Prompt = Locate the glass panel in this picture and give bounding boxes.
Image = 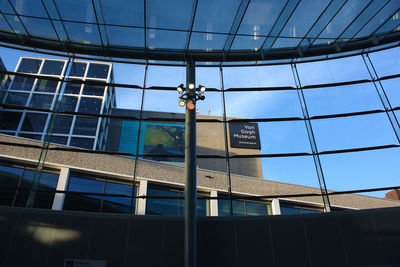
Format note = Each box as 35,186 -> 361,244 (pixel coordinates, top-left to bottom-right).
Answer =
382,78 -> 400,108
273,0 -> 330,48
245,201 -> 270,216
64,22 -> 101,44
112,63 -> 145,86
303,83 -> 383,116
9,0 -> 47,17
368,46 -> 400,77
114,87 -> 143,110
59,96 -> 78,112
69,62 -> 87,77
280,205 -> 302,215
0,14 -> 12,32
103,181 -> 134,214
18,133 -> 42,140
34,79 -> 59,93
230,35 -> 265,51
106,26 -> 144,48
142,89 -> 184,115
0,111 -> 22,130
4,92 -> 29,106
296,55 -> 370,85
17,58 -> 42,73
225,90 -> 302,119
21,113 -> 48,132
311,113 -> 398,151
87,63 -> 110,79
73,116 -> 98,136
147,0 -> 194,30
20,17 -> 57,39
193,0 -> 241,34
82,84 -> 105,96
13,169 -> 33,207
147,29 -> 187,50
10,76 -> 35,91
33,172 -> 59,209
223,64 -> 295,88
54,0 -> 96,23
189,33 -> 228,51
40,60 -> 65,75
321,147 -> 400,198
50,135 -> 68,145
100,0 -> 143,27
70,137 -> 94,149
0,164 -> 22,206
146,65 -> 185,87
317,0 -> 370,39
238,0 -> 286,36
64,174 -> 104,212
63,80 -> 82,94
218,198 -> 245,216
196,67 -> 221,89
146,185 -> 180,215
78,97 -> 102,114
53,115 -> 73,134
29,94 -> 54,109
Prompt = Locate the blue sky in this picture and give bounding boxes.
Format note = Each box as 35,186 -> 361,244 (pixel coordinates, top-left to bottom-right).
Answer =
1,45 -> 400,199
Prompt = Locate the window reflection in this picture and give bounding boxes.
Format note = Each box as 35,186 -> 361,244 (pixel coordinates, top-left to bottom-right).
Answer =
10,76 -> 35,91
34,79 -> 59,93
17,58 -> 42,73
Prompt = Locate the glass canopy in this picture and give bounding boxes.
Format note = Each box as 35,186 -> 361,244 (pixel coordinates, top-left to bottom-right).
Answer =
0,0 -> 399,62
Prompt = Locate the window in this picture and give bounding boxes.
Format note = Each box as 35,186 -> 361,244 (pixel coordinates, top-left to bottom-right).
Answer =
146,184 -> 208,216
64,80 -> 82,94
70,137 -> 94,149
21,113 -> 48,132
4,92 -> 29,106
78,97 -> 102,114
280,202 -> 321,215
0,160 -> 58,208
29,94 -> 54,109
0,111 -> 22,130
73,116 -> 98,136
82,84 -> 105,96
69,62 -> 87,77
87,63 -> 110,79
52,115 -> 73,134
10,76 -> 35,91
40,60 -> 64,75
17,58 -> 42,73
34,79 -> 59,93
63,171 -> 136,214
218,194 -> 271,216
59,96 -> 78,112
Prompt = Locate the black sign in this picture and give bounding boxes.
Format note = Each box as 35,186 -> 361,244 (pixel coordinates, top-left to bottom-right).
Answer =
229,122 -> 261,149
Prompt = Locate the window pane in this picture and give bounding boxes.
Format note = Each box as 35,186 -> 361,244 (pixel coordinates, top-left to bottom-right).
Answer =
296,56 -> 370,85
0,111 -> 22,130
382,78 -> 400,109
146,185 -> 180,215
245,201 -> 270,216
218,198 -> 245,216
103,181 -> 134,214
5,92 -> 29,106
10,76 -> 35,91
146,65 -> 185,87
368,44 -> 400,77
40,60 -> 65,75
33,172 -> 59,209
78,97 -> 102,114
17,58 -> 42,73
64,22 -> 101,45
64,175 -> 104,212
82,84 -> 105,96
21,113 -> 48,132
69,62 -> 87,77
87,63 -> 110,79
18,133 -> 42,140
73,117 -> 98,136
34,79 -> 59,93
50,135 -> 68,145
59,96 -> 78,112
280,205 -> 301,215
29,94 -> 54,109
70,137 -> 94,149
0,164 -> 22,206
53,115 -> 73,134
64,80 -> 82,94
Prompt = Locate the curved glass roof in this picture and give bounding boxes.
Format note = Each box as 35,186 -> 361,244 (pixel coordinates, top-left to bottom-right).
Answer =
0,0 -> 399,62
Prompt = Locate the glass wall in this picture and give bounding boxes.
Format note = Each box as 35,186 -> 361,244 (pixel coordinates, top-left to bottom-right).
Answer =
1,44 -> 400,215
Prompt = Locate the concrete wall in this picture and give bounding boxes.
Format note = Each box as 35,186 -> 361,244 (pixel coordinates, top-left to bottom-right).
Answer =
0,206 -> 399,267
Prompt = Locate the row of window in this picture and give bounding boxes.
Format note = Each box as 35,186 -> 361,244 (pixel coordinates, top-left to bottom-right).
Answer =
0,160 -> 324,215
17,58 -> 110,79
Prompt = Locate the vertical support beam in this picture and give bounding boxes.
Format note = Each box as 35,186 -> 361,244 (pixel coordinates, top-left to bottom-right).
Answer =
52,167 -> 70,211
271,199 -> 281,215
362,53 -> 400,143
185,60 -> 197,267
291,63 -> 331,212
136,179 -> 148,215
210,190 -> 219,216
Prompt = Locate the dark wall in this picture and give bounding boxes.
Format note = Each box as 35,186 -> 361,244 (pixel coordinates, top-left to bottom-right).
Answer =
1,206 -> 400,267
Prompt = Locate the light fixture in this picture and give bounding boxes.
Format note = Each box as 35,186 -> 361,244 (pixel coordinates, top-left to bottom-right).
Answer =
179,99 -> 185,107
177,83 -> 184,93
188,83 -> 195,89
199,85 -> 206,92
186,101 -> 195,110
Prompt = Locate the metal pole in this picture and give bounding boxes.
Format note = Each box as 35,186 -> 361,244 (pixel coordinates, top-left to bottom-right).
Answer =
184,60 -> 197,267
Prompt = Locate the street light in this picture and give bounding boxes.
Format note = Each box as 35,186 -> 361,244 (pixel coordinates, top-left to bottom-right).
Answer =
176,84 -> 206,108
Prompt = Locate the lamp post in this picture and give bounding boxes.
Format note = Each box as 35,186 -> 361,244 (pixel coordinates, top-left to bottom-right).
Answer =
177,61 -> 206,267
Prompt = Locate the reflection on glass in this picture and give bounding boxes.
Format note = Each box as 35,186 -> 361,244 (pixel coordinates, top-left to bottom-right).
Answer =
70,137 -> 94,149
53,115 -> 73,134
50,135 -> 68,145
87,63 -> 110,79
69,62 -> 87,77
40,60 -> 65,75
73,116 -> 98,136
5,92 -> 29,106
103,181 -> 134,214
78,97 -> 102,114
64,175 -> 103,212
29,94 -> 54,109
0,111 -> 22,130
35,79 -> 59,93
0,164 -> 23,206
21,113 -> 48,132
59,96 -> 78,112
82,84 -> 105,96
17,58 -> 42,73
64,81 -> 82,94
10,76 -> 35,91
